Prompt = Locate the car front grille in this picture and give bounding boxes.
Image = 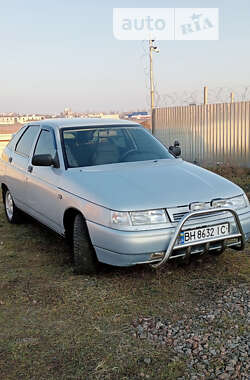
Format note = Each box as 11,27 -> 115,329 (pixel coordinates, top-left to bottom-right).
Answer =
173,212 -> 187,222
172,210 -> 230,223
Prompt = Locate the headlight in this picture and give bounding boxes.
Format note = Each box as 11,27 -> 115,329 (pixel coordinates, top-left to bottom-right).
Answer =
211,199 -> 228,208
130,209 -> 168,225
111,211 -> 131,226
243,193 -> 250,207
229,195 -> 248,209
190,202 -> 208,211
111,209 -> 168,227
212,194 -> 248,210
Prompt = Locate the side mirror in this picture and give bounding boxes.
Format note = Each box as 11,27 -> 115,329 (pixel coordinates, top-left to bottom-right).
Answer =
32,153 -> 59,168
169,140 -> 181,157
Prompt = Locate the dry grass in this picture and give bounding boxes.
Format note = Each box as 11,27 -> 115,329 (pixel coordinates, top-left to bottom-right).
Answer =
0,168 -> 249,379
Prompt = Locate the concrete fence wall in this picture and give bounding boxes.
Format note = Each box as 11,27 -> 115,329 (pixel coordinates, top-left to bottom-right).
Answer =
152,101 -> 250,167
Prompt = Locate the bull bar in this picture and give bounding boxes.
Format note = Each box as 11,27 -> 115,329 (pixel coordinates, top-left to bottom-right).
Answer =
151,207 -> 246,269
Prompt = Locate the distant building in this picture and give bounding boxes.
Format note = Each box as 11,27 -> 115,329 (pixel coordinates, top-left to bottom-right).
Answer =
0,114 -> 45,125
64,108 -> 73,118
0,110 -> 121,127
101,113 -> 120,119
87,113 -> 120,119
0,116 -> 17,124
17,115 -> 45,124
126,111 -> 150,120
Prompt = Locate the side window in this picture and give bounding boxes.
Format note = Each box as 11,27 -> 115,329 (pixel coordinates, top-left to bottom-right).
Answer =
34,130 -> 56,157
6,127 -> 25,151
15,126 -> 39,157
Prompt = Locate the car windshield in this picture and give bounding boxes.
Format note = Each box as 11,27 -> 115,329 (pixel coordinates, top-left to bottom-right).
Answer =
62,126 -> 173,168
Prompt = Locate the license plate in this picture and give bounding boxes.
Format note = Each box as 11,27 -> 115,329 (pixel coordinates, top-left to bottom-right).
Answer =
179,223 -> 230,244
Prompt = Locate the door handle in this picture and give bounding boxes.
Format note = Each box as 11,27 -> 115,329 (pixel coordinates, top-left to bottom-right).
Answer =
27,165 -> 33,173
9,157 -> 13,163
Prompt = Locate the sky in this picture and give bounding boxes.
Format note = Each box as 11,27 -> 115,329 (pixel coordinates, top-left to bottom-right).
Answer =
0,0 -> 250,114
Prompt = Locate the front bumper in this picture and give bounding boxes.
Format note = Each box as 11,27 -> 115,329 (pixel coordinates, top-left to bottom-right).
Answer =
87,208 -> 250,267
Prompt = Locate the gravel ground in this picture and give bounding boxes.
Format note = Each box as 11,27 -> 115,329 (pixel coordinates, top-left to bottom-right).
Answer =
132,284 -> 249,379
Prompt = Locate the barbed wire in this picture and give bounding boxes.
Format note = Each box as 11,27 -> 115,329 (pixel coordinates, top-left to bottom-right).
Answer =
155,86 -> 250,107
140,41 -> 250,108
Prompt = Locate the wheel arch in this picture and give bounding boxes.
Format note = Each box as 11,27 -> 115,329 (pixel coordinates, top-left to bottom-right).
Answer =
1,183 -> 8,198
63,207 -> 86,243
1,183 -> 8,191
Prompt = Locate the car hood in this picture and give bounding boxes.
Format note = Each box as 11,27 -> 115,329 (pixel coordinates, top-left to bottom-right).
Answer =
62,159 -> 243,211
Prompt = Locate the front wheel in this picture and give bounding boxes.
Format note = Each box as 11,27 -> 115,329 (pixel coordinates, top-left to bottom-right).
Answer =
3,189 -> 22,224
73,213 -> 99,274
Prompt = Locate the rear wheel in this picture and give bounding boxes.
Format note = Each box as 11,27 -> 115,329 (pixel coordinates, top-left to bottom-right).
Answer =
3,188 -> 22,224
73,213 -> 99,274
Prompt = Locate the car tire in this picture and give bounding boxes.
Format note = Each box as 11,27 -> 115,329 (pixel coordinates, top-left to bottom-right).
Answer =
73,213 -> 99,275
3,188 -> 22,224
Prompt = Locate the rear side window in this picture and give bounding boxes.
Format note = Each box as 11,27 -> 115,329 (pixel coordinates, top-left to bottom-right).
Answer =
15,126 -> 39,157
6,127 -> 26,151
34,130 -> 56,157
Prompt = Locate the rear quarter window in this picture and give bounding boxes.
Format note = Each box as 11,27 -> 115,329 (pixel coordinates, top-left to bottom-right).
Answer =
15,126 -> 40,157
6,127 -> 26,151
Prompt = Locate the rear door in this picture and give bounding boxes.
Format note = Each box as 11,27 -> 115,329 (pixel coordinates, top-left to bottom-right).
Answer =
6,125 -> 40,210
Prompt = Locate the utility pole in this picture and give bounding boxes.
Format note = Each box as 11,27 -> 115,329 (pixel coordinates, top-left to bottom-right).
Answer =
204,86 -> 208,105
149,40 -> 159,133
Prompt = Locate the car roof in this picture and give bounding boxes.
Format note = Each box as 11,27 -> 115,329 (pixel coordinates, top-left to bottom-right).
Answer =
26,118 -> 142,129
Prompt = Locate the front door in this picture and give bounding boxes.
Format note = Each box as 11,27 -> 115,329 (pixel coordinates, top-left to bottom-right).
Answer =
25,128 -> 64,234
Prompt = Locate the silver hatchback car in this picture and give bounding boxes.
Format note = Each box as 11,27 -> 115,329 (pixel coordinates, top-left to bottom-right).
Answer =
0,118 -> 249,274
